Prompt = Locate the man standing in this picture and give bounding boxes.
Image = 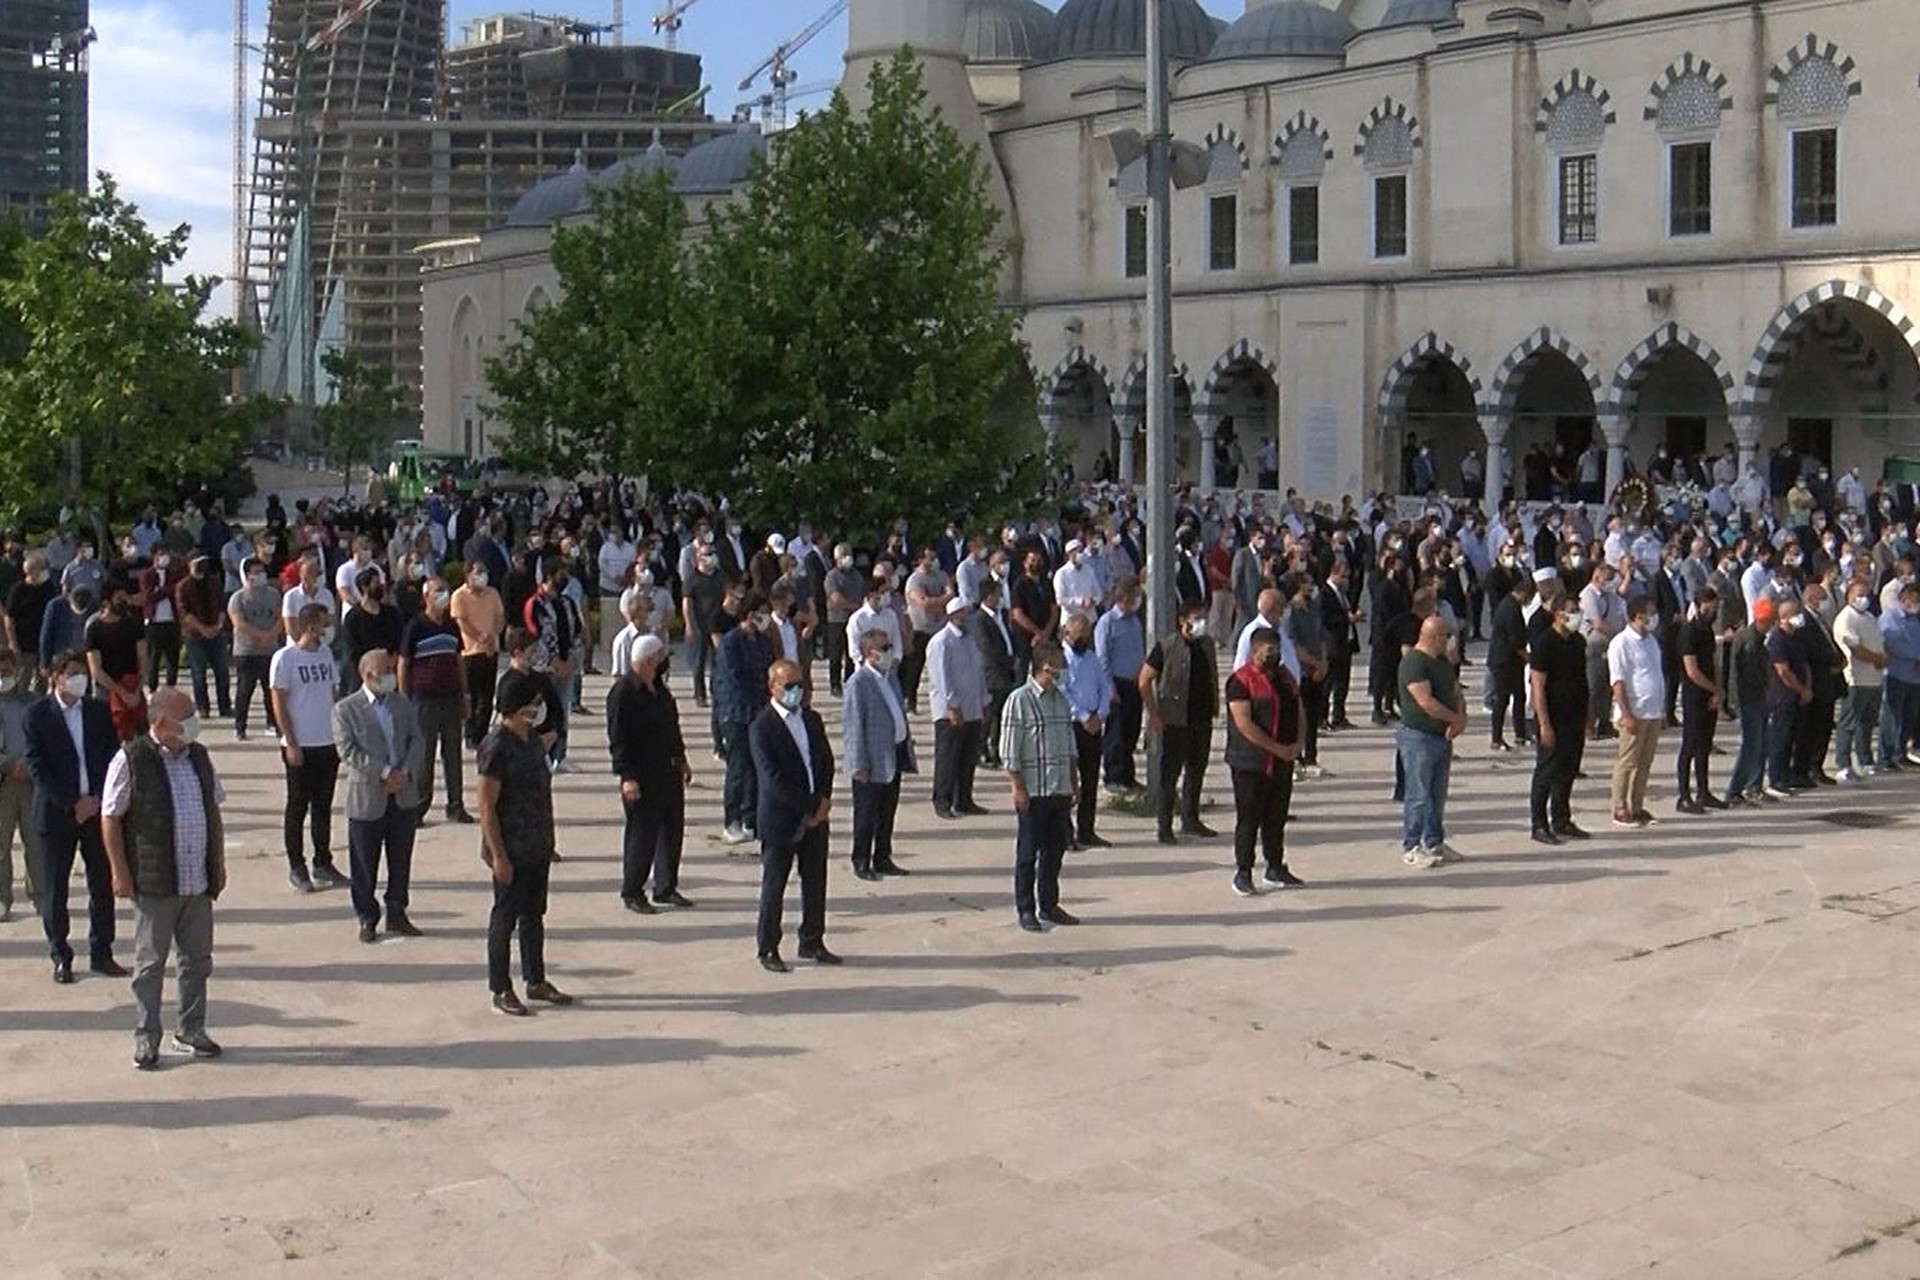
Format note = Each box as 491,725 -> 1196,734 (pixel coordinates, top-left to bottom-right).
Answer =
174,556 -> 231,722
1674,587 -> 1726,814
842,629 -> 913,881
1320,556 -> 1361,729
102,688 -> 225,1069
607,634 -> 693,914
1580,562 -> 1627,740
1285,574 -> 1330,778
750,660 -> 837,973
25,650 -> 124,981
1007,550 -> 1056,681
398,577 -> 473,825
1724,598 -> 1776,806
85,578 -> 149,742
1396,616 -> 1466,868
1000,641 -> 1079,933
1488,575 -> 1534,751
270,605 -> 346,894
1528,594 -> 1589,843
1607,597 -> 1668,827
334,650 -> 427,943
478,681 -> 573,1017
927,598 -> 988,821
1832,578 -> 1885,783
228,557 -> 283,741
450,558 -> 505,748
1224,629 -> 1303,896
596,521 -> 637,671
901,547 -> 952,713
821,543 -> 864,696
715,603 -> 776,845
1140,601 -> 1220,845
1094,578 -> 1145,793
0,648 -> 43,920
1060,614 -> 1111,850
1764,598 -> 1814,796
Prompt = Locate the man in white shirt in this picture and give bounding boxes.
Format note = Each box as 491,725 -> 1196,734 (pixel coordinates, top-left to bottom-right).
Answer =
1607,596 -> 1667,827
1234,588 -> 1301,681
270,604 -> 346,894
1051,539 -> 1102,625
845,574 -> 903,669
333,537 -> 382,609
1579,563 -> 1627,738
597,525 -> 638,671
926,598 -> 989,820
1831,579 -> 1886,781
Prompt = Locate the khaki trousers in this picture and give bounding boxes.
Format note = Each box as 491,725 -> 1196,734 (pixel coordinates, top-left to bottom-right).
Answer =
1609,720 -> 1663,816
0,772 -> 42,913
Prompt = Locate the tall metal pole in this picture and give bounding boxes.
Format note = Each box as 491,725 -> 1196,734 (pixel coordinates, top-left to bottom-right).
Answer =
1143,0 -> 1177,645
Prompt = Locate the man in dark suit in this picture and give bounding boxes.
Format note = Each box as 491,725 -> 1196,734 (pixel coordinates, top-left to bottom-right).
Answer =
25,649 -> 124,983
1319,557 -> 1361,729
970,576 -> 1018,768
749,660 -> 836,973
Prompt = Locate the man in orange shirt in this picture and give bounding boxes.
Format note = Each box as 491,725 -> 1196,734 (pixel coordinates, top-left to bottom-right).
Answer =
451,563 -> 506,748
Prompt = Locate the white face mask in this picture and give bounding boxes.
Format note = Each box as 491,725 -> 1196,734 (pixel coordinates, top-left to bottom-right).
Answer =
1187,620 -> 1208,639
468,570 -> 488,588
61,673 -> 89,699
177,715 -> 202,745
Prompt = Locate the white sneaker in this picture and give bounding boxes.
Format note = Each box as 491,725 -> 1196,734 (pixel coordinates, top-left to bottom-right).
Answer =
1402,847 -> 1442,869
1428,841 -> 1466,864
1762,785 -> 1792,801
1834,767 -> 1860,785
721,825 -> 751,846
1906,751 -> 1920,768
1299,763 -> 1325,781
554,759 -> 580,774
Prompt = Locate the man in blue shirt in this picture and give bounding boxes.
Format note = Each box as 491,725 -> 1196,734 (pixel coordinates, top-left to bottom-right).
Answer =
1061,614 -> 1112,850
1878,583 -> 1920,770
1094,579 -> 1145,793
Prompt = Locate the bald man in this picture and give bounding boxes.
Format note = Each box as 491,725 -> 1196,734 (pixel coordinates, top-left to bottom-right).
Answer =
748,660 -> 837,972
102,687 -> 227,1069
1396,614 -> 1466,869
333,649 -> 427,943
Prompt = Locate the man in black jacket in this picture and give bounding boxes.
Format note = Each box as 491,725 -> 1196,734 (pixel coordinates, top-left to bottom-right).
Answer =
1487,576 -> 1534,751
607,634 -> 692,915
971,576 -> 1018,766
750,660 -> 836,973
25,650 -> 124,983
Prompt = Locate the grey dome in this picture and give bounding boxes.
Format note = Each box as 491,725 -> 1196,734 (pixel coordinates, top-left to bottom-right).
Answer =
965,0 -> 1056,62
1053,0 -> 1216,60
504,161 -> 592,227
1377,0 -> 1456,28
1209,2 -> 1355,59
595,135 -> 682,189
672,129 -> 768,195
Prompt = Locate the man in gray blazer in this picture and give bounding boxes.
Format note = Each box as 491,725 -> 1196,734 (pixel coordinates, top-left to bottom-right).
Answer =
332,649 -> 427,943
842,628 -> 915,881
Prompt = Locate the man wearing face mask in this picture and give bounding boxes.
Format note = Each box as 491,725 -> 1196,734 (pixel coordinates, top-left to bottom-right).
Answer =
451,555 -> 506,747
228,558 -> 284,741
399,577 -> 472,825
750,660 -> 837,972
272,605 -> 347,893
1529,591 -> 1591,843
478,680 -> 571,1017
1607,597 -> 1667,827
1224,629 -> 1303,895
102,688 -> 226,1069
1763,598 -> 1815,797
1001,641 -> 1079,932
841,629 -> 913,881
1579,563 -> 1626,741
0,648 -> 43,920
175,555 -> 231,724
1831,578 -> 1886,783
1672,586 -> 1727,816
1140,601 -> 1220,845
822,543 -> 864,697
928,597 -> 989,821
715,598 -> 776,845
333,649 -> 427,943
608,634 -> 694,911
25,650 -> 123,982
1876,583 -> 1920,771
137,549 -> 182,693
85,579 -> 149,742
1060,614 -> 1112,850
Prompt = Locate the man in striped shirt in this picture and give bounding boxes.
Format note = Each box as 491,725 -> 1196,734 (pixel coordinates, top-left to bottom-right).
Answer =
399,577 -> 474,825
999,641 -> 1079,933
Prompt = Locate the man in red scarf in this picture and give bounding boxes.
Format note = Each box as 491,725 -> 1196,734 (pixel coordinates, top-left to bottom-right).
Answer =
1223,629 -> 1304,897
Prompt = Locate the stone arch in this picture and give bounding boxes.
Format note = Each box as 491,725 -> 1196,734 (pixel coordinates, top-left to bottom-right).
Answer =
1643,54 -> 1732,123
1270,110 -> 1332,167
1116,356 -> 1192,420
1609,323 -> 1736,419
1038,346 -> 1117,481
1745,281 -> 1920,410
449,295 -> 486,456
1378,332 -> 1484,421
522,284 -> 553,321
1764,34 -> 1863,110
1534,71 -> 1616,136
1488,327 -> 1606,418
1354,97 -> 1421,159
1202,123 -> 1249,173
1197,340 -> 1278,416
1198,340 -> 1279,490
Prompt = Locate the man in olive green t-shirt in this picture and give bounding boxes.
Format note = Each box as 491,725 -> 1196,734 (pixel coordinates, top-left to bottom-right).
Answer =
1395,616 -> 1465,868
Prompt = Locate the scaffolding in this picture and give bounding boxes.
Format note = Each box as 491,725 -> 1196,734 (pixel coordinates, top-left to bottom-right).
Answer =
0,0 -> 89,231
246,3 -> 705,424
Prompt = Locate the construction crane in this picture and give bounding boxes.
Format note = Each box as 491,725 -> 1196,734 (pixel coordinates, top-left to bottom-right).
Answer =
738,77 -> 836,131
737,0 -> 845,132
651,0 -> 706,50
662,82 -> 710,118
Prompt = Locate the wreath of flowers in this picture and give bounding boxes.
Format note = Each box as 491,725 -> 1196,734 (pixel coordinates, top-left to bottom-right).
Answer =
1613,476 -> 1654,523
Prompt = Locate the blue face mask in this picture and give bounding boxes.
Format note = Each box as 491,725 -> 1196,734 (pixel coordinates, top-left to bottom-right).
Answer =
779,685 -> 805,711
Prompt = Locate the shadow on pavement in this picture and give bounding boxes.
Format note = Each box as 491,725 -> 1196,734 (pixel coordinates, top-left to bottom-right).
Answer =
0,1094 -> 450,1128
225,1035 -> 798,1070
4,999 -> 353,1032
577,982 -> 1077,1017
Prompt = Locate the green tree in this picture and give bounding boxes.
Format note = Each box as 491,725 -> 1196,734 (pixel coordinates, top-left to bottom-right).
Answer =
487,169 -> 702,481
694,51 -> 1047,534
0,178 -> 257,523
316,347 -> 405,497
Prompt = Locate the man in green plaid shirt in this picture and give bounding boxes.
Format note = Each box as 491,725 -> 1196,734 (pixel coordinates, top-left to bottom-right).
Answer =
998,641 -> 1080,933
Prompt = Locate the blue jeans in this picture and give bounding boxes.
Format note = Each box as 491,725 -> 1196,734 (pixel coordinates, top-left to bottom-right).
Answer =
1765,704 -> 1799,788
1835,685 -> 1882,772
1725,704 -> 1766,798
1878,676 -> 1917,766
1395,724 -> 1451,852
183,635 -> 231,716
547,672 -> 575,764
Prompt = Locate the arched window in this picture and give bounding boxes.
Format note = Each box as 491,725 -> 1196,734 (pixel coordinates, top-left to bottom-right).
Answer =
1769,40 -> 1860,229
1656,74 -> 1723,237
1362,115 -> 1414,260
1202,133 -> 1246,273
1546,89 -> 1607,246
1276,129 -> 1327,266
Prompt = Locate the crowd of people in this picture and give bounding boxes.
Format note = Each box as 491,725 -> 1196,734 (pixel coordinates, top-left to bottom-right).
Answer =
3,445 -> 1916,1066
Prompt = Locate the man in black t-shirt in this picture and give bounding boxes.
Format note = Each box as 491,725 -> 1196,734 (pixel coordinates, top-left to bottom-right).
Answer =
6,554 -> 57,678
1674,588 -> 1724,814
84,579 -> 148,741
478,679 -> 571,1018
1528,595 -> 1589,843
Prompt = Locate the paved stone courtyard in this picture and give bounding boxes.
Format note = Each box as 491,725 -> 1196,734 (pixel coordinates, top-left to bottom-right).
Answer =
4,664 -> 1920,1278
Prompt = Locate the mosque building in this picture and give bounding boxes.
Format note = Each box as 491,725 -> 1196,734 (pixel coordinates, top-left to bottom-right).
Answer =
421,0 -> 1920,503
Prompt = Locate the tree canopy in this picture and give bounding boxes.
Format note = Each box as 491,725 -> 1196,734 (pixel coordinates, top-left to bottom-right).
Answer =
316,347 -> 406,496
488,51 -> 1050,537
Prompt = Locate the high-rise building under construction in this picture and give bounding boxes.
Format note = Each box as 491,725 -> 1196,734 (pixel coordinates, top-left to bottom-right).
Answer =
246,3 -> 710,423
0,0 -> 90,231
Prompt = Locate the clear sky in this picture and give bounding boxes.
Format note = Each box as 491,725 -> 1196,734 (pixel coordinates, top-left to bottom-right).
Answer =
88,0 -> 1233,296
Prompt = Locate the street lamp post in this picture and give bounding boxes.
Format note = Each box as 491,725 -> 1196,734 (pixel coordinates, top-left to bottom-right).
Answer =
1143,0 -> 1177,646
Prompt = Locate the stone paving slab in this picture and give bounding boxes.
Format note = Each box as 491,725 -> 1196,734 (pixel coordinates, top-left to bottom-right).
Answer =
3,666 -> 1920,1278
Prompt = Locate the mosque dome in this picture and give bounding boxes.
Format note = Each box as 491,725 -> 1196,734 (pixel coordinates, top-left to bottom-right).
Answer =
672,130 -> 769,195
1376,0 -> 1457,28
504,160 -> 592,227
1052,0 -> 1217,61
964,0 -> 1057,62
1208,2 -> 1356,60
595,134 -> 682,189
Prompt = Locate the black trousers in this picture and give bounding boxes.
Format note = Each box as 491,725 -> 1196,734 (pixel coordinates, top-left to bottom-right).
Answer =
348,796 -> 419,927
234,654 -> 276,735
38,815 -> 113,964
415,694 -> 464,814
1013,794 -> 1071,919
1231,766 -> 1293,873
1101,679 -> 1143,787
1487,664 -> 1528,744
488,858 -> 550,994
145,620 -> 181,689
901,629 -> 933,710
621,779 -> 685,900
825,619 -> 851,695
983,690 -> 1010,766
1300,675 -> 1327,765
1327,645 -> 1353,722
1529,714 -> 1585,831
1156,722 -> 1209,834
462,653 -> 498,745
1073,722 -> 1103,841
756,824 -> 828,957
932,718 -> 983,811
283,744 -> 341,870
850,776 -> 902,873
1677,689 -> 1717,798
1792,693 -> 1837,780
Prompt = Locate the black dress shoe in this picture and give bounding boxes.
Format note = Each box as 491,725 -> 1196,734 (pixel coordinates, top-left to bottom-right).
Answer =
654,891 -> 696,908
90,957 -> 130,978
1531,827 -> 1562,846
1017,913 -> 1045,933
1555,822 -> 1592,841
854,867 -> 883,882
52,958 -> 74,984
1182,821 -> 1219,839
1156,829 -> 1177,845
873,862 -> 910,877
357,923 -> 378,944
758,953 -> 791,974
1699,793 -> 1729,811
623,896 -> 658,915
447,807 -> 478,825
957,803 -> 989,817
1041,907 -> 1081,926
386,916 -> 424,937
797,943 -> 843,965
1080,833 -> 1113,850
1675,797 -> 1704,816
933,805 -> 957,820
